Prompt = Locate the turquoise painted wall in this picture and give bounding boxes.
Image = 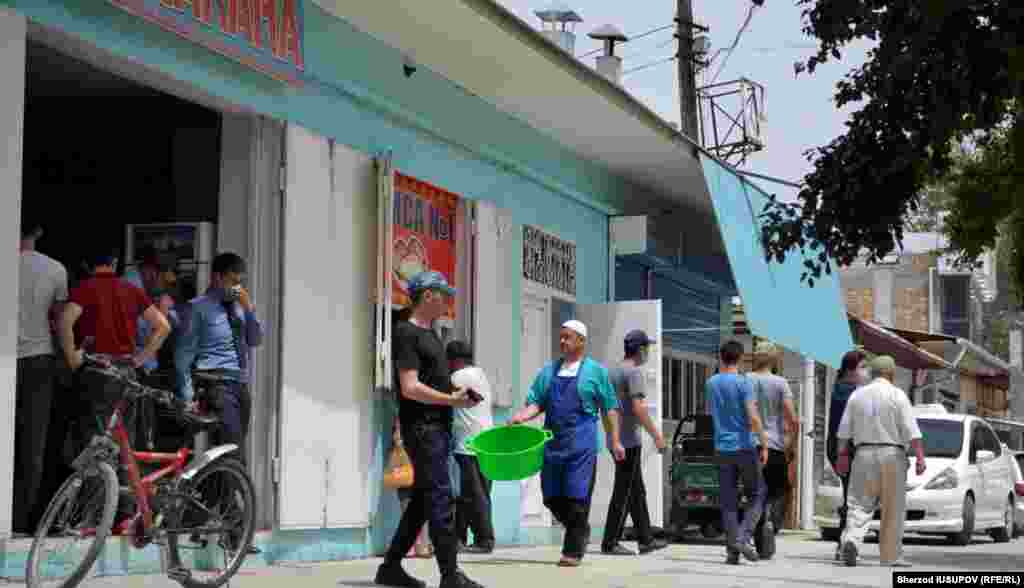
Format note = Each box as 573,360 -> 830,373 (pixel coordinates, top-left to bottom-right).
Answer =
4,0 -> 632,556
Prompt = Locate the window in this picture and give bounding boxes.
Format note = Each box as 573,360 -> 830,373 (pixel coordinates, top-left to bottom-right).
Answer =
661,356 -> 713,420
918,418 -> 965,459
979,424 -> 1002,457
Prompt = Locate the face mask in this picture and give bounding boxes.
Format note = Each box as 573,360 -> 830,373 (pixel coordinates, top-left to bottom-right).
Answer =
223,285 -> 242,303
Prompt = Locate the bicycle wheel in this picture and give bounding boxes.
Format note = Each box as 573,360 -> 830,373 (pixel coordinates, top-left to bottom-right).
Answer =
166,458 -> 256,588
26,461 -> 118,588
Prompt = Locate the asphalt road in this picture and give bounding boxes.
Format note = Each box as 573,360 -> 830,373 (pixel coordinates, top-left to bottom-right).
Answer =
41,531 -> 1024,588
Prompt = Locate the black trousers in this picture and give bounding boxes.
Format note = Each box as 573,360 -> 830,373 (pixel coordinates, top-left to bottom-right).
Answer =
754,448 -> 788,552
454,454 -> 495,547
602,446 -> 652,548
200,380 -> 252,463
544,459 -> 597,559
386,422 -> 459,577
13,355 -> 57,534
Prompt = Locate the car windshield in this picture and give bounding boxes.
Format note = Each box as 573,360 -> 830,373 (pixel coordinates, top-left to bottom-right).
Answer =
915,418 -> 964,458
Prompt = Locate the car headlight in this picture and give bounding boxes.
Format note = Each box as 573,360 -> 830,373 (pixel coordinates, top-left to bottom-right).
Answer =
924,467 -> 958,490
822,463 -> 841,487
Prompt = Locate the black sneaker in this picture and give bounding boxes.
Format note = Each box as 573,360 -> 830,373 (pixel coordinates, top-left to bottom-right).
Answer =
601,543 -> 636,556
725,550 -> 740,565
638,538 -> 668,555
730,541 -> 758,562
439,571 -> 484,588
757,521 -> 775,560
374,562 -> 426,588
841,541 -> 858,567
460,543 -> 494,554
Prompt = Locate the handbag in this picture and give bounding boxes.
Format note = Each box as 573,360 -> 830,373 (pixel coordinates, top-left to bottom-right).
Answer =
383,443 -> 415,489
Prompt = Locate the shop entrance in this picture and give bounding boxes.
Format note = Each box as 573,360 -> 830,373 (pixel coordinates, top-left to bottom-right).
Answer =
13,34 -> 282,535
22,40 -> 221,290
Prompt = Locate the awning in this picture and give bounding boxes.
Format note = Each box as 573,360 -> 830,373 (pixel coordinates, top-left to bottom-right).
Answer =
848,315 -> 954,371
700,154 -> 853,368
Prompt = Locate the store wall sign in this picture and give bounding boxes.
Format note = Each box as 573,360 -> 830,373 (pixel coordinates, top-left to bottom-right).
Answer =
523,225 -> 576,297
108,0 -> 305,86
390,173 -> 459,319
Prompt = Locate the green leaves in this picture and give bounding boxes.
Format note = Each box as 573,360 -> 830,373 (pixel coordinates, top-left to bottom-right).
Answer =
759,0 -> 1024,293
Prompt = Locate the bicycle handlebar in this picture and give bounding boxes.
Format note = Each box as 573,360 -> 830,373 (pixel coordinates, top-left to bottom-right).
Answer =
81,353 -> 182,411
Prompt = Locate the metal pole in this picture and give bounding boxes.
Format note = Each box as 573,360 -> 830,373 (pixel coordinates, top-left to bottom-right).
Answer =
800,356 -> 816,530
676,0 -> 699,140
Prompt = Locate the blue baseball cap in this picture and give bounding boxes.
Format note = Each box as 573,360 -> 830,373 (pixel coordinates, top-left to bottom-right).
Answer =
407,271 -> 456,298
624,329 -> 657,352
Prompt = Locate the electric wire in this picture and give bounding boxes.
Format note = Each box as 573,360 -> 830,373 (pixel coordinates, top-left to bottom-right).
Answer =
578,23 -> 675,58
709,1 -> 759,84
623,55 -> 677,76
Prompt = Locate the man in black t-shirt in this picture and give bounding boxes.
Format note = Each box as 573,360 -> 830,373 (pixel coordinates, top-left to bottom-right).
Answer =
375,271 -> 484,588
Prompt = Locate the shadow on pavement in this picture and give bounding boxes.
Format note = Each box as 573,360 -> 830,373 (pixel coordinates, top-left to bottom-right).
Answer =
641,566 -> 881,588
462,558 -> 560,567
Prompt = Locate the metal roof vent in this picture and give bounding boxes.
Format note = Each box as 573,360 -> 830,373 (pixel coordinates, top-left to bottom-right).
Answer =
535,2 -> 583,56
588,24 -> 629,84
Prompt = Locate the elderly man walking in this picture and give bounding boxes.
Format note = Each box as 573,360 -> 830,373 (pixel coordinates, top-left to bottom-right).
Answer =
835,355 -> 926,568
510,320 -> 625,567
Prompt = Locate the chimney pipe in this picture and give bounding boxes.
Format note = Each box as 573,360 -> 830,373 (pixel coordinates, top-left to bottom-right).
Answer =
588,24 -> 629,84
535,3 -> 583,56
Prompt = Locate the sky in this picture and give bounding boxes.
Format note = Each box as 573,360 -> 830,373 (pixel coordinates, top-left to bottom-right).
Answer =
497,0 -> 874,200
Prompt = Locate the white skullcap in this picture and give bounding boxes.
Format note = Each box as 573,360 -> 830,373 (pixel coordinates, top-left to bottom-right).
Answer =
562,320 -> 588,338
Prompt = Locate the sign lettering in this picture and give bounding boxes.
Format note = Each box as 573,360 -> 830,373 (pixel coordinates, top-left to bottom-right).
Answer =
523,225 -> 576,297
109,0 -> 305,85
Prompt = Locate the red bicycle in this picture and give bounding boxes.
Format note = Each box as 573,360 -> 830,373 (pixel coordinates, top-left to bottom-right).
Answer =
26,353 -> 256,588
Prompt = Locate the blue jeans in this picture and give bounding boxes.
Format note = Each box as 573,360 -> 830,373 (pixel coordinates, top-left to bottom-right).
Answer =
719,449 -> 767,548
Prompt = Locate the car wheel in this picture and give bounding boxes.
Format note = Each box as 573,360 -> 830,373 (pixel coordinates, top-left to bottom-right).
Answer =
949,494 -> 975,546
820,527 -> 840,542
990,497 -> 1014,543
701,521 -> 723,539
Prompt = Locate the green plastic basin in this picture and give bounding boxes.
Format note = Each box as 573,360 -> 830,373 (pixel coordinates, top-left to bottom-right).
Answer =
465,425 -> 554,481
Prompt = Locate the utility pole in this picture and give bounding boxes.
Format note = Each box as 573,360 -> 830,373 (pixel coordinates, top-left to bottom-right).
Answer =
675,0 -> 703,142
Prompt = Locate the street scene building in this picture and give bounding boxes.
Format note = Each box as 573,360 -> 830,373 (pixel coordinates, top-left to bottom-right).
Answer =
2,0 -> 1022,585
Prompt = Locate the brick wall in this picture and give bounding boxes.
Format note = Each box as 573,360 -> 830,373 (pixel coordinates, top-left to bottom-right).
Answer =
845,287 -> 874,321
894,286 -> 929,331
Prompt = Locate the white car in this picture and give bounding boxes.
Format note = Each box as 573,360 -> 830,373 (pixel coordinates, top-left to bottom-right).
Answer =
1008,450 -> 1024,538
814,404 -> 1016,545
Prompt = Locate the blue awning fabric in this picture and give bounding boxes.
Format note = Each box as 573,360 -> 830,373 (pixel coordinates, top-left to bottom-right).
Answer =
699,154 -> 854,369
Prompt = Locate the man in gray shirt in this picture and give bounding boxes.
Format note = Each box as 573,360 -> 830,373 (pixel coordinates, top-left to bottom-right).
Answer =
15,221 -> 68,534
601,330 -> 668,556
747,342 -> 798,560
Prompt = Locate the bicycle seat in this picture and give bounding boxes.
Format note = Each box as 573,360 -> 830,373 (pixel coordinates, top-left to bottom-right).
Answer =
181,411 -> 222,432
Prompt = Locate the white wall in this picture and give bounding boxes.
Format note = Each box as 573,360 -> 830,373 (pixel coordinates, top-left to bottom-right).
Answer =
278,125 -> 376,529
0,8 -> 25,537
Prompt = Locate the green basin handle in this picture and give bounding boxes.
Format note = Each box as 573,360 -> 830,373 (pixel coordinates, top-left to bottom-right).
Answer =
542,430 -> 554,441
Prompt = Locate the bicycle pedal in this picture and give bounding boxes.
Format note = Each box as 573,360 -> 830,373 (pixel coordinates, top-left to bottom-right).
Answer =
167,567 -> 191,582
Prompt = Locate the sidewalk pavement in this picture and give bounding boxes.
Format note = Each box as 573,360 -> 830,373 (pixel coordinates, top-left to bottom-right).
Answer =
44,532 -> 951,588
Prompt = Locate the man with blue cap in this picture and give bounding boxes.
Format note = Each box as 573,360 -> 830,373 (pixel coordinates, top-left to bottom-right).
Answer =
600,329 -> 668,556
510,319 -> 624,567
376,271 -> 485,588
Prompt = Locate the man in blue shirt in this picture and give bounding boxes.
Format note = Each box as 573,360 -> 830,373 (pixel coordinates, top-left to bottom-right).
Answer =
510,320 -> 624,567
175,253 -> 264,455
706,340 -> 767,565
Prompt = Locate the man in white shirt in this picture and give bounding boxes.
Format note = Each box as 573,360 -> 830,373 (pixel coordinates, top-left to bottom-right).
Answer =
15,222 -> 68,534
447,340 -> 495,554
835,355 -> 926,568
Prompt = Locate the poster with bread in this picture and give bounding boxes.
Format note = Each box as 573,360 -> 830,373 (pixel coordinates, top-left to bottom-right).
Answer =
390,173 -> 458,319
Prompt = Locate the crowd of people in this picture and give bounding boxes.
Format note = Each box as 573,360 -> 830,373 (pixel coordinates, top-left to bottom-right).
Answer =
14,219 -> 264,552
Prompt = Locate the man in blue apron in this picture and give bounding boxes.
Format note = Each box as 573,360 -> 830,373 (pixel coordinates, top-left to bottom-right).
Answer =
510,320 -> 625,567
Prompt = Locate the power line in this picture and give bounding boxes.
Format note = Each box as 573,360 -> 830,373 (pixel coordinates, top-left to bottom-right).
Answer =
579,23 -> 676,58
621,35 -> 678,61
618,55 -> 675,75
709,2 -> 759,84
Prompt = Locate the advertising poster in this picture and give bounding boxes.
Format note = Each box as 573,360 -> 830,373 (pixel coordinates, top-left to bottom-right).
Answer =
391,173 -> 458,320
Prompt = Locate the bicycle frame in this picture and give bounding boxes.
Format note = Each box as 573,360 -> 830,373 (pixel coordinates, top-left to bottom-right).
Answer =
106,395 -> 191,538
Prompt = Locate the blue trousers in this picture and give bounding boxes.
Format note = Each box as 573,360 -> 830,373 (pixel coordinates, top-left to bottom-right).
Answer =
719,449 -> 767,549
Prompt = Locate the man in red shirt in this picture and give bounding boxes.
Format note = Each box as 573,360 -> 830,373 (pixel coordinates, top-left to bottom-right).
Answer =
58,246 -> 170,520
